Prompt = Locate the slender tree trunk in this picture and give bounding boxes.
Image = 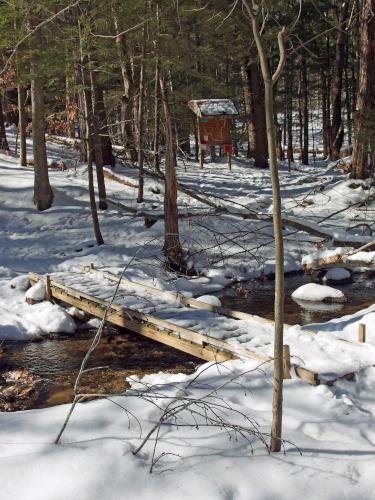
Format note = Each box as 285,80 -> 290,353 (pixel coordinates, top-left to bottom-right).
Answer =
242,0 -> 286,453
300,55 -> 309,165
94,85 -> 113,166
74,63 -> 87,162
321,69 -> 329,157
90,69 -> 108,210
31,28 -> 53,211
0,96 -> 9,151
329,0 -> 350,160
137,33 -> 146,203
286,61 -> 294,168
240,61 -> 255,158
114,15 -> 137,162
352,0 -> 375,178
79,24 -> 104,245
250,60 -> 268,167
159,74 -> 186,273
17,86 -> 27,165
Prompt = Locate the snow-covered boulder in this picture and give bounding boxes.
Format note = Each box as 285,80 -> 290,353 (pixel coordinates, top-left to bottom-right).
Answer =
10,275 -> 30,291
25,281 -> 46,302
292,283 -> 347,303
323,267 -> 352,284
196,295 -> 222,307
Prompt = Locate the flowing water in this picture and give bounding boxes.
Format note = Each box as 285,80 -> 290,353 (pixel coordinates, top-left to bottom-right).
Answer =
1,271 -> 374,411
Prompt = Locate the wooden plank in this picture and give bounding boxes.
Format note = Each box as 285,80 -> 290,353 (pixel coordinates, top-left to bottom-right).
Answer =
28,272 -> 323,386
358,323 -> 366,343
29,272 -> 265,363
77,265 -> 275,326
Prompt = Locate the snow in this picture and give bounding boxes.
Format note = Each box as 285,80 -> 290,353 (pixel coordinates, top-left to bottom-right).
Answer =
323,267 -> 351,282
292,283 -> 346,302
25,280 -> 46,301
196,294 -> 222,307
0,131 -> 375,499
2,360 -> 375,499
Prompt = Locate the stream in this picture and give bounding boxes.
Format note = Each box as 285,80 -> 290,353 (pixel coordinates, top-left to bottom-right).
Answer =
1,271 -> 374,412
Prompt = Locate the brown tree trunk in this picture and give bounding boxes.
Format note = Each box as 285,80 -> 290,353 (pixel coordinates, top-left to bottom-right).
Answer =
159,74 -> 186,273
17,86 -> 27,165
250,60 -> 268,167
137,33 -> 146,203
74,63 -> 87,162
0,97 -> 9,151
242,0 -> 286,453
286,61 -> 294,168
93,85 -> 113,166
31,29 -> 53,211
321,69 -> 329,157
300,55 -> 309,165
329,0 -> 350,160
240,61 -> 256,158
352,0 -> 375,179
114,15 -> 137,163
90,69 -> 108,210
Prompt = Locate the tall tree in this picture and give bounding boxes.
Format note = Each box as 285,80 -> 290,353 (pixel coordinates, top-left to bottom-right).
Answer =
329,0 -> 350,160
351,0 -> 375,179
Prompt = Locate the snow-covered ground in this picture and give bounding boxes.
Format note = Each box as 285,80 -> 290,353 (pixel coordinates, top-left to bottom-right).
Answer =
1,131 -> 375,499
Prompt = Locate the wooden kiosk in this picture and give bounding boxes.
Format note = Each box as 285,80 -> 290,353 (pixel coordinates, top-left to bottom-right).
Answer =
188,99 -> 238,171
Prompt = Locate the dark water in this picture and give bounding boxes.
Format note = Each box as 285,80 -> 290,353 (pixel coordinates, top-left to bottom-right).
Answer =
220,271 -> 375,325
0,328 -> 200,411
1,271 -> 374,412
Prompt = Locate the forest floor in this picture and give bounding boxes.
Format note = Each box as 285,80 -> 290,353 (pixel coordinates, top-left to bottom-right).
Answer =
1,133 -> 375,499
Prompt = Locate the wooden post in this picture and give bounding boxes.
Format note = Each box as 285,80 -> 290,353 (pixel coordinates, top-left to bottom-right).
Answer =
45,274 -> 52,302
227,152 -> 232,171
283,344 -> 292,379
90,263 -> 95,270
358,323 -> 366,343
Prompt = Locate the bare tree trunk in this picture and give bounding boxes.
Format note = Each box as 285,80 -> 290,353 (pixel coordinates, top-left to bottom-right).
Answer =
94,85 -> 114,166
242,0 -> 286,453
90,69 -> 108,210
74,63 -> 87,162
0,96 -> 9,152
329,0 -> 350,160
286,61 -> 294,169
137,32 -> 146,203
159,74 -> 186,273
250,60 -> 268,167
300,55 -> 309,165
79,27 -> 104,245
240,61 -> 256,158
31,28 -> 53,211
17,85 -> 27,165
352,0 -> 375,179
114,15 -> 138,163
321,69 -> 329,157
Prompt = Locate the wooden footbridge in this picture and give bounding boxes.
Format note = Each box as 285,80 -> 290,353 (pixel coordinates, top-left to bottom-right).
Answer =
28,265 -> 363,386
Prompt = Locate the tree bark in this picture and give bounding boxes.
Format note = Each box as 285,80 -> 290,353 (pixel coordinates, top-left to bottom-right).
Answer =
90,69 -> 108,210
93,85 -> 113,166
329,0 -> 350,160
159,74 -> 186,273
351,0 -> 375,179
114,15 -> 138,162
137,32 -> 146,203
17,86 -> 27,165
0,96 -> 9,152
31,28 -> 53,211
242,0 -> 286,453
300,55 -> 309,165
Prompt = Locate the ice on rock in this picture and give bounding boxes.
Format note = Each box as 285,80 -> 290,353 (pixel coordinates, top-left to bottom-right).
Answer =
292,283 -> 346,303
25,281 -> 46,301
196,295 -> 222,307
323,267 -> 351,283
